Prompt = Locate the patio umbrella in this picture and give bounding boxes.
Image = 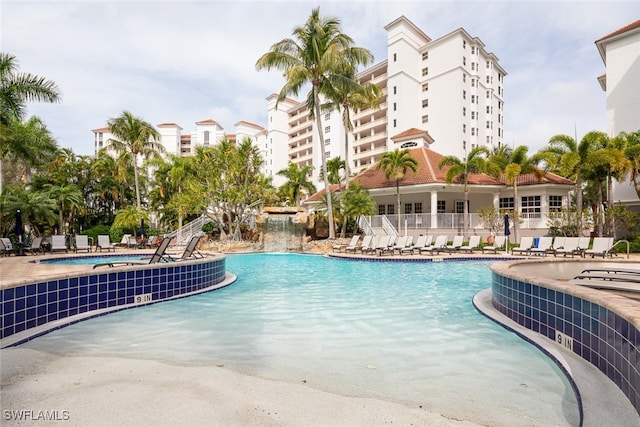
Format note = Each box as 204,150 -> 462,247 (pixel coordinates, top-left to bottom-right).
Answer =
139,218 -> 145,238
15,210 -> 24,255
504,214 -> 510,254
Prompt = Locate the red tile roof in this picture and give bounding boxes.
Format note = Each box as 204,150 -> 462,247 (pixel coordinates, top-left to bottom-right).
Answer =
235,120 -> 265,130
596,19 -> 640,43
304,146 -> 573,202
196,119 -> 218,125
91,127 -> 109,132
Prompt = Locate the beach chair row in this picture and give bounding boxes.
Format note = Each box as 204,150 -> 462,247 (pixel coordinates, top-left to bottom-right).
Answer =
510,236 -> 617,258
334,234 -> 491,256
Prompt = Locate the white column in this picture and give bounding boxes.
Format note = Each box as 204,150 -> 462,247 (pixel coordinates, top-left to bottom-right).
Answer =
431,191 -> 438,229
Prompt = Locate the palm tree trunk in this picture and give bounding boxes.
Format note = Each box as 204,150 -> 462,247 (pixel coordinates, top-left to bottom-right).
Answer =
340,124 -> 350,238
133,155 -> 141,209
513,182 -> 519,243
597,182 -> 604,237
396,180 -> 401,232
463,187 -> 469,239
313,88 -> 335,239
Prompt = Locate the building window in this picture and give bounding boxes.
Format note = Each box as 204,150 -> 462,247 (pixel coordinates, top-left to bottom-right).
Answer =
463,57 -> 466,66
462,107 -> 466,116
422,67 -> 429,76
422,99 -> 428,108
325,126 -> 330,133
325,113 -> 330,120
393,119 -> 397,128
486,90 -> 490,99
422,83 -> 428,92
415,202 -> 423,214
393,86 -> 397,95
471,63 -> 475,71
437,200 -> 446,213
486,76 -> 490,84
463,40 -> 466,49
471,46 -> 475,54
471,95 -> 475,103
463,124 -> 467,133
393,53 -> 397,62
203,130 -> 210,145
499,197 -> 514,211
522,196 -> 541,218
325,151 -> 331,158
378,204 -> 386,215
422,115 -> 428,123
393,102 -> 397,111
471,128 -> 475,136
422,51 -> 428,60
455,200 -> 466,214
462,74 -> 466,82
404,203 -> 413,214
486,106 -> 490,114
324,138 -> 331,145
486,121 -> 490,129
463,90 -> 466,99
471,111 -> 475,120
486,60 -> 490,68
549,195 -> 563,212
387,204 -> 395,215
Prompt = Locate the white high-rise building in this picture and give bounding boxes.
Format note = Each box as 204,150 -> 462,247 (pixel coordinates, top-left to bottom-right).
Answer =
596,19 -> 640,208
271,16 -> 506,187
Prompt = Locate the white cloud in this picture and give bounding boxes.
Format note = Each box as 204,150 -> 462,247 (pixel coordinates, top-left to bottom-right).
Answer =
2,0 -> 639,156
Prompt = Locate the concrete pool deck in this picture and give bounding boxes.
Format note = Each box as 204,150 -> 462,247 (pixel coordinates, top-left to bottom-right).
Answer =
1,248 -> 639,425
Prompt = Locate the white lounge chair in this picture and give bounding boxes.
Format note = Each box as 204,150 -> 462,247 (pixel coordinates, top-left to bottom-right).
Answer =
50,235 -> 68,253
511,236 -> 534,256
482,235 -> 506,254
343,235 -> 361,253
554,237 -> 579,257
420,235 -> 448,255
0,238 -> 14,256
459,235 -> 481,253
584,237 -> 615,258
402,235 -> 426,255
444,235 -> 464,253
358,235 -> 375,254
576,237 -> 591,257
74,234 -> 92,253
97,235 -> 116,252
529,236 -> 553,257
390,236 -> 410,255
375,235 -> 393,256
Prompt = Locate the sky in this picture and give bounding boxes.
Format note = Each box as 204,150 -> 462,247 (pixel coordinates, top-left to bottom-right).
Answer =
2,0 -> 638,156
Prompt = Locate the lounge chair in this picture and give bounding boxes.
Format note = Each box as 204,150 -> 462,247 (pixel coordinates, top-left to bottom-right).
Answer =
97,235 -> 116,252
334,235 -> 359,253
167,235 -> 204,261
576,237 -> 592,257
444,235 -> 464,253
579,267 -> 640,276
342,235 -> 361,253
0,238 -> 14,256
529,236 -> 553,257
390,235 -> 410,255
420,235 -> 448,255
584,237 -> 615,258
459,235 -> 481,253
50,235 -> 68,253
481,235 -> 506,254
375,235 -> 393,256
511,236 -> 534,256
397,235 -> 414,255
554,237 -> 580,257
402,235 -> 428,255
27,236 -> 44,255
93,237 -> 172,268
73,234 -> 92,253
358,235 -> 375,254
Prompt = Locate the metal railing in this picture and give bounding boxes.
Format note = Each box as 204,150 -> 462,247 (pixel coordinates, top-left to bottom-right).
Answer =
164,214 -> 212,246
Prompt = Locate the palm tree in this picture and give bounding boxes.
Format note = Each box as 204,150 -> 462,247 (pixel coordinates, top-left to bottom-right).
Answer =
277,162 -> 317,206
256,7 -> 374,239
438,146 -> 489,238
0,53 -> 61,194
582,132 -> 629,236
342,181 -> 376,234
105,111 -> 164,209
113,205 -> 149,239
621,130 -> 640,199
375,149 -> 418,230
44,183 -> 84,235
486,145 -> 542,242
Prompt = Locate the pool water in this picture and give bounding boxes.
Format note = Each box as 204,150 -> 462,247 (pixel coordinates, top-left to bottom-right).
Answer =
21,253 -> 579,426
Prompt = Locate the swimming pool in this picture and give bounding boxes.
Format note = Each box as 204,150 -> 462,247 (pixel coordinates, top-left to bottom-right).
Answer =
18,253 -> 579,426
